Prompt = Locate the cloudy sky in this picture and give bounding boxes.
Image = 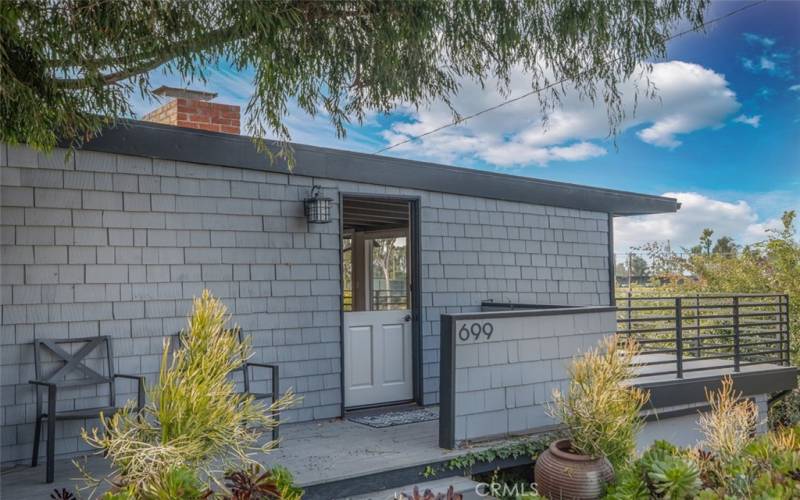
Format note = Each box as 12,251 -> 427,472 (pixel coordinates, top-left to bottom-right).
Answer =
131,1 -> 799,258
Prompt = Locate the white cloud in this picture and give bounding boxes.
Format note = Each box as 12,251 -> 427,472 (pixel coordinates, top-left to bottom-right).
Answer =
614,192 -> 784,254
760,57 -> 776,71
381,61 -> 740,166
789,84 -> 800,92
733,114 -> 762,128
744,33 -> 776,47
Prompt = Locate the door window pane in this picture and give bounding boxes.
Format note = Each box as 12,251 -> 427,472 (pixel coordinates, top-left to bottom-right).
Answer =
342,235 -> 353,312
370,237 -> 408,310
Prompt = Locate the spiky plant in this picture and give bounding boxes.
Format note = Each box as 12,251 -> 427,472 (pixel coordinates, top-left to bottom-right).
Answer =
698,376 -> 757,463
82,290 -> 298,495
548,336 -> 649,469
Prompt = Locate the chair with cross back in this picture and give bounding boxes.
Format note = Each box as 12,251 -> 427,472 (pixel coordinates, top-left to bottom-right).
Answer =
29,335 -> 145,483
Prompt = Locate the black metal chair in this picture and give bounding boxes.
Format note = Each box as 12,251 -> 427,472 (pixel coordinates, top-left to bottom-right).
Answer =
232,328 -> 281,443
29,336 -> 145,483
171,328 -> 281,443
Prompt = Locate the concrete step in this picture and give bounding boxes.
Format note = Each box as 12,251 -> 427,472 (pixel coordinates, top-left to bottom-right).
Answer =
342,476 -> 489,500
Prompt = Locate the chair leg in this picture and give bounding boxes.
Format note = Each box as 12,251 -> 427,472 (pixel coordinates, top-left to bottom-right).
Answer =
46,389 -> 56,483
31,415 -> 42,467
272,366 -> 280,446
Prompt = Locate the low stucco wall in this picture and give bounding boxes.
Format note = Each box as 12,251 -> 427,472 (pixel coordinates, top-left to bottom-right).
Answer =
439,307 -> 617,447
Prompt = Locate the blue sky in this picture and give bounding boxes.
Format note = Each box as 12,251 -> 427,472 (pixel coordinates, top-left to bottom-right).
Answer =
131,1 -> 800,255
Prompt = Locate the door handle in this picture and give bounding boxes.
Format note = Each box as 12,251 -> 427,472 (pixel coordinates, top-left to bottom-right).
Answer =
404,314 -> 412,322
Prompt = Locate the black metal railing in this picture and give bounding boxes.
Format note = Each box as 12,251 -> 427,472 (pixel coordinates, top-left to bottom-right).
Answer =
342,289 -> 408,311
372,289 -> 408,310
617,293 -> 790,379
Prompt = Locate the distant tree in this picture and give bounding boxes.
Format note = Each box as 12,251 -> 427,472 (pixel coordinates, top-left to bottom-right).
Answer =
617,254 -> 649,282
634,241 -> 683,280
1,0 -> 709,157
712,236 -> 737,256
688,228 -> 715,256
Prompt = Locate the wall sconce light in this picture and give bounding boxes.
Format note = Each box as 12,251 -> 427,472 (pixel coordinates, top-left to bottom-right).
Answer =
304,185 -> 332,224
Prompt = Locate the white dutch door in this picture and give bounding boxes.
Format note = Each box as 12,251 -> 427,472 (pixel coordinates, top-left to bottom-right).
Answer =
344,309 -> 413,407
341,220 -> 414,408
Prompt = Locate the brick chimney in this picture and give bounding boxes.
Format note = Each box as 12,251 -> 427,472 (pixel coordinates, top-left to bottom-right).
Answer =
142,86 -> 240,134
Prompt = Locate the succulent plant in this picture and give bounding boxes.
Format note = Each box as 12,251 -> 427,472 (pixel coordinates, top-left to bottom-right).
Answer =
398,485 -> 463,500
50,488 -> 75,500
647,456 -> 702,500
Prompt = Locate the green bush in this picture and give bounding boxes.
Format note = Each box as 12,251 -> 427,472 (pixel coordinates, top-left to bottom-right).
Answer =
605,380 -> 800,499
80,290 -> 299,497
770,388 -> 800,429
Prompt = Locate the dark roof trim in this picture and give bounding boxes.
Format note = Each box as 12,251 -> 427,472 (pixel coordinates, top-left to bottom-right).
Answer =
74,120 -> 679,216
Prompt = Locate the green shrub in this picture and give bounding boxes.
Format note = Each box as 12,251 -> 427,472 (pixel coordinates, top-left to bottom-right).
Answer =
139,467 -> 209,500
602,466 -> 649,500
604,418 -> 800,499
549,336 -> 649,469
698,376 -> 757,464
770,388 -> 800,429
81,290 -> 298,496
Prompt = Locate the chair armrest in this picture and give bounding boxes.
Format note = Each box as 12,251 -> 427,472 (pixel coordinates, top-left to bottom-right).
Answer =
243,363 -> 280,444
29,379 -> 57,388
30,381 -> 58,422
244,362 -> 279,369
113,374 -> 146,410
243,362 -> 280,398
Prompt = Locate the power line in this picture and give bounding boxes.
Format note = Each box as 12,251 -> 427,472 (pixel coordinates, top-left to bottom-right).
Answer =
374,0 -> 768,155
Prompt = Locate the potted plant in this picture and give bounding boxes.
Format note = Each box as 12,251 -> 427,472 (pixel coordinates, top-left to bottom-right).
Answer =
534,336 -> 648,499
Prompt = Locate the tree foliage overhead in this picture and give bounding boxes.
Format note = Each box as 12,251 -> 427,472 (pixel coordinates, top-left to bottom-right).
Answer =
1,0 -> 708,153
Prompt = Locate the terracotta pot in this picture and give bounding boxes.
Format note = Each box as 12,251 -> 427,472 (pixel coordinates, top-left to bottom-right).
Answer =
533,439 -> 614,500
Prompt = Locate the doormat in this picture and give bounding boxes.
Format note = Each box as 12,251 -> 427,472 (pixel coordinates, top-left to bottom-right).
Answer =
348,407 -> 439,428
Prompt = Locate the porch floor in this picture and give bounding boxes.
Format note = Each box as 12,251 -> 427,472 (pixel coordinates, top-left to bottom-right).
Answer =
1,415 -> 520,499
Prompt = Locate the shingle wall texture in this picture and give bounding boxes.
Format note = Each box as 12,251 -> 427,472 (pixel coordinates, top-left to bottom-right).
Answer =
448,310 -> 616,444
0,143 -> 610,464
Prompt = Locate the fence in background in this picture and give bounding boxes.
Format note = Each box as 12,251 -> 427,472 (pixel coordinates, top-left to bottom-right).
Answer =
617,293 -> 790,379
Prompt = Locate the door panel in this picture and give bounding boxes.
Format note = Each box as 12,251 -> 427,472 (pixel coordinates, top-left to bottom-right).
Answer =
348,325 -> 374,388
382,323 -> 406,384
344,310 -> 412,407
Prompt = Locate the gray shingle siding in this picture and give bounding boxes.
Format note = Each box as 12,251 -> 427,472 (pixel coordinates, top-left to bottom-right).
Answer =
0,143 -> 609,464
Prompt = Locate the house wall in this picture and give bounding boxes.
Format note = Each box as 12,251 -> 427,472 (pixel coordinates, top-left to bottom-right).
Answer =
0,143 -> 611,464
440,308 -> 616,446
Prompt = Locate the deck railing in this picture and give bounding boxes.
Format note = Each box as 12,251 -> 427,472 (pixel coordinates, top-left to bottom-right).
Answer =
617,293 -> 790,379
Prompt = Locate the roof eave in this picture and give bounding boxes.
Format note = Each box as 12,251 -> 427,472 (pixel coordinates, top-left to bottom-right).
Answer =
66,120 -> 679,216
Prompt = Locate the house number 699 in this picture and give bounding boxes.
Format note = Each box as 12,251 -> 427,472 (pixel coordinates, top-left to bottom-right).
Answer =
458,322 -> 494,341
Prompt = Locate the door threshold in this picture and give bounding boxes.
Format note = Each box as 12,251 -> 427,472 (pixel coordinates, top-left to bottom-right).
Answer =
344,400 -> 418,417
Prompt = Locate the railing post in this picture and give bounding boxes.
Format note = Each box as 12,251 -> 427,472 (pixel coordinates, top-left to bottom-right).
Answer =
675,297 -> 683,379
626,290 -> 632,342
783,294 -> 790,366
733,296 -> 741,372
695,294 -> 701,358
